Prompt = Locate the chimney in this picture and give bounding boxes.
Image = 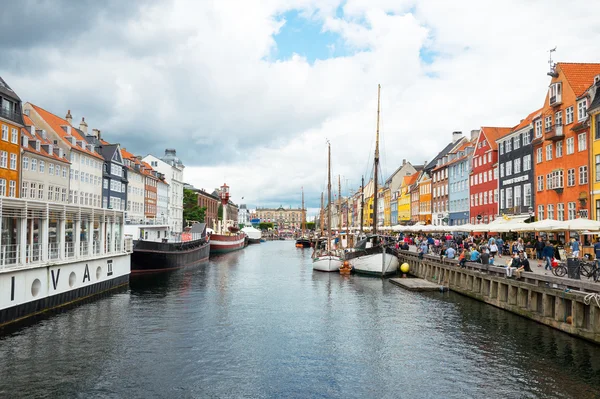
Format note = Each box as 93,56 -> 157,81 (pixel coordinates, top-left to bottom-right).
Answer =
452,131 -> 463,143
92,128 -> 101,140
470,129 -> 480,141
80,117 -> 88,133
402,159 -> 406,166
65,110 -> 72,124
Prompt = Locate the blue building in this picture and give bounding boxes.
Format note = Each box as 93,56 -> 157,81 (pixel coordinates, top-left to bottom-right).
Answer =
448,139 -> 474,226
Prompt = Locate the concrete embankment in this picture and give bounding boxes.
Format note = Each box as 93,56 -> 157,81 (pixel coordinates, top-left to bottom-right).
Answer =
397,250 -> 600,344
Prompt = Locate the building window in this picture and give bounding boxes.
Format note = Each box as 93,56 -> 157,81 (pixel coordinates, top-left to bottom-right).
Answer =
48,163 -> 54,175
523,154 -> 531,171
566,106 -> 574,124
506,161 -> 512,176
500,189 -> 505,209
500,163 -> 504,177
568,168 -> 576,186
547,169 -> 564,189
555,111 -> 563,127
555,140 -> 563,158
544,116 -> 552,132
579,166 -> 588,185
11,128 -> 17,144
62,188 -> 67,202
523,131 -> 531,145
578,132 -> 587,151
9,153 -> 16,170
514,158 -> 521,174
568,202 -> 576,220
578,99 -> 588,121
1,125 -> 7,141
0,151 -> 6,168
548,204 -> 554,220
545,144 -> 553,161
22,181 -> 28,198
566,137 -> 574,155
499,142 -> 504,155
39,160 -> 45,173
597,200 -> 600,221
513,135 -> 520,150
30,183 -> 36,199
535,120 -> 542,137
22,156 -> 29,170
557,203 -> 565,221
538,205 -> 544,221
38,184 -> 44,200
506,187 -> 513,208
596,155 -> 600,181
505,139 -> 512,152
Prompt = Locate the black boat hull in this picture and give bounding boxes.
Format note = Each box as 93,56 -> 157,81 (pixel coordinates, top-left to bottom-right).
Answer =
131,238 -> 210,273
295,238 -> 312,248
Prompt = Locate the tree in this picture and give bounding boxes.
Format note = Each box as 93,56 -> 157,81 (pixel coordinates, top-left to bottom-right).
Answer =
183,188 -> 206,224
306,222 -> 316,231
259,222 -> 274,230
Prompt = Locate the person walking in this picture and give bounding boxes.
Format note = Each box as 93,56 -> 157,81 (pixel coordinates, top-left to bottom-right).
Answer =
570,237 -> 581,259
535,236 -> 545,267
542,241 -> 554,272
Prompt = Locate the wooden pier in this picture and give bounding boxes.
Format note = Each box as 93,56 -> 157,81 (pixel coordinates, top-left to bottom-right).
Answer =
389,278 -> 447,292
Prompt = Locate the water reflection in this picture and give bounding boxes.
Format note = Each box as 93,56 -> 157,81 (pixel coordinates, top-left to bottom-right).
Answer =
0,241 -> 598,398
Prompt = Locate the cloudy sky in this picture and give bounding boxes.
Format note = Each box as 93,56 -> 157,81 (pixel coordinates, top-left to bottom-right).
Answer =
2,0 -> 599,216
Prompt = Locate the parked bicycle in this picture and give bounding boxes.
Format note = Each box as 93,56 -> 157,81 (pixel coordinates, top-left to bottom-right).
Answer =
580,260 -> 600,282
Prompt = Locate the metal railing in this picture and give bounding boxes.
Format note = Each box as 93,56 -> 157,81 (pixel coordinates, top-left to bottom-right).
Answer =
65,242 -> 75,259
0,107 -> 22,124
49,242 -> 60,260
27,244 -> 42,263
80,241 -> 89,256
0,244 -> 19,267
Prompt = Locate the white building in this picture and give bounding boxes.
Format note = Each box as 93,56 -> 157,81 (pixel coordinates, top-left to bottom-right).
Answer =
143,149 -> 184,233
121,148 -> 145,224
25,105 -> 104,207
157,178 -> 169,225
238,204 -> 250,226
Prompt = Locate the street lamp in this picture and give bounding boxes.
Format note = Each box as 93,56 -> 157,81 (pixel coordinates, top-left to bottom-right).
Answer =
528,206 -> 534,222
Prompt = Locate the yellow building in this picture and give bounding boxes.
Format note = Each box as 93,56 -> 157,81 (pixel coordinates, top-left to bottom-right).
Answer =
364,195 -> 374,227
398,174 -> 416,223
383,187 -> 391,226
589,80 -> 600,220
0,77 -> 23,198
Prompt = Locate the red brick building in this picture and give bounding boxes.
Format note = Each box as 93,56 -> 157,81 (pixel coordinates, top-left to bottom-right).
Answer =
470,127 -> 512,224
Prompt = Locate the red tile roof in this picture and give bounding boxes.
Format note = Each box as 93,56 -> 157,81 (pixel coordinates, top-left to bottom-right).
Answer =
480,127 -> 513,150
22,114 -> 70,164
558,63 -> 600,97
27,103 -> 104,159
510,108 -> 542,133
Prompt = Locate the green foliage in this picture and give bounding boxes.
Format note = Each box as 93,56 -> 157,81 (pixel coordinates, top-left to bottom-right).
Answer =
259,222 -> 274,230
218,204 -> 223,221
183,188 -> 206,223
306,222 -> 316,230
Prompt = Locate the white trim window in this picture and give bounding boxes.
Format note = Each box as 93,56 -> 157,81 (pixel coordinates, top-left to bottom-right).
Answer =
537,175 -> 543,191
1,125 -> 7,141
578,132 -> 587,152
8,180 -> 15,197
523,154 -> 531,171
500,189 -> 505,209
546,144 -> 553,161
536,147 -> 543,163
566,106 -> 574,124
568,168 -> 576,186
499,141 -> 504,155
544,116 -> 552,132
524,183 -> 531,206
9,153 -> 16,170
10,128 -> 18,144
578,99 -> 588,121
0,178 -> 5,196
555,111 -> 563,126
557,203 -> 565,221
556,141 -> 563,158
506,187 -> 513,208
505,139 -> 512,152
568,202 -> 576,220
22,181 -> 28,198
548,204 -> 554,220
48,163 -> 54,175
506,161 -> 512,176
579,166 -> 588,185
535,119 -> 542,138
500,163 -> 505,177
514,158 -> 521,174
39,160 -> 45,173
566,137 -> 575,155
514,185 -> 521,207
538,204 -> 544,221
513,135 -> 520,150
22,156 -> 29,170
31,158 -> 37,172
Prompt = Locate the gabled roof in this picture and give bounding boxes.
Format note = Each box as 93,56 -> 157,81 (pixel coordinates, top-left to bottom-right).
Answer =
27,103 -> 103,159
141,161 -> 159,179
510,108 -> 542,133
21,114 -> 70,164
0,76 -> 21,102
589,81 -> 600,112
479,127 -> 512,150
558,63 -> 600,97
424,136 -> 467,171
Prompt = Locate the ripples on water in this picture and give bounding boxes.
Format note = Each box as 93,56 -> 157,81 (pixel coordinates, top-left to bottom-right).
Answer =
1,241 -> 599,398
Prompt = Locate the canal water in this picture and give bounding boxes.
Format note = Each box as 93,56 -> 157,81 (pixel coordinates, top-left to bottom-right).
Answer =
1,241 -> 600,398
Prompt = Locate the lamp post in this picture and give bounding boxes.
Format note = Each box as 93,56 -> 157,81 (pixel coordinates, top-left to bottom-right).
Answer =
220,183 -> 230,233
528,206 -> 534,222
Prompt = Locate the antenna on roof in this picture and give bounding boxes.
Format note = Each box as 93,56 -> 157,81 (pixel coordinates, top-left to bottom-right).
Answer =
547,46 -> 558,77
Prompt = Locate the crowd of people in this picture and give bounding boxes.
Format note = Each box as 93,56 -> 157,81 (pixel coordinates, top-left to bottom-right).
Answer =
393,232 -> 592,279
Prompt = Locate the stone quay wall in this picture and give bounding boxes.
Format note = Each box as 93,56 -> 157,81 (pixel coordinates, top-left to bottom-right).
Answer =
398,250 -> 600,344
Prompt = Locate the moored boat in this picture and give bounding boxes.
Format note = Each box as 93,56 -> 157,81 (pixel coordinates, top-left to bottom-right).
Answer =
209,230 -> 247,254
241,226 -> 262,244
128,223 -> 210,274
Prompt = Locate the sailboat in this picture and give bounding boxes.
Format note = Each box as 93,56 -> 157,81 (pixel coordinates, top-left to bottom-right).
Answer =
312,141 -> 343,272
295,188 -> 311,248
344,84 -> 399,276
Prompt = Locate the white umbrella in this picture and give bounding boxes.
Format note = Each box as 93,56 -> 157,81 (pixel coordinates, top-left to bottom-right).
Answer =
563,218 -> 600,231
513,218 -> 566,232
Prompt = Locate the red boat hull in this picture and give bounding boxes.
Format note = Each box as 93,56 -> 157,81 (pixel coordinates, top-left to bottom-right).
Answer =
209,233 -> 246,254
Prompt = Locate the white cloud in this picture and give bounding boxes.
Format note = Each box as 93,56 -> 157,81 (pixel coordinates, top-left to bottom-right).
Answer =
2,0 -> 600,217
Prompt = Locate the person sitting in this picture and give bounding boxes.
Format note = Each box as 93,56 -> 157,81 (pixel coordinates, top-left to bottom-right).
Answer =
458,249 -> 468,267
505,254 -> 519,277
445,246 -> 456,259
513,250 -> 532,278
489,255 -> 495,265
470,247 -> 481,263
480,251 -> 490,265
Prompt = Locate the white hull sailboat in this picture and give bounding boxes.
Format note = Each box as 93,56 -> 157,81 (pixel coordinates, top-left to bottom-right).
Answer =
313,141 -> 343,272
346,84 -> 398,277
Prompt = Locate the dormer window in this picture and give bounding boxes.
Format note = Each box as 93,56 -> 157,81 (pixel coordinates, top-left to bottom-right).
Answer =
48,144 -> 53,154
35,140 -> 40,151
22,136 -> 28,148
549,82 -> 562,106
578,99 -> 588,121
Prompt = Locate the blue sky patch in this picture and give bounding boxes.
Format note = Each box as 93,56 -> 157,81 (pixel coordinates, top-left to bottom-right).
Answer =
273,10 -> 345,63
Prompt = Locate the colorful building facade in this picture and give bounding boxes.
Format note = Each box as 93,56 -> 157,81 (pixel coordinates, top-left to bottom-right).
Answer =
0,77 -> 24,198
588,78 -> 600,220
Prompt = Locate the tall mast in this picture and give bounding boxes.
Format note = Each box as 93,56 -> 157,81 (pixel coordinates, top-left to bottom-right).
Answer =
320,192 -> 324,236
338,175 -> 342,230
373,84 -> 381,235
301,187 -> 305,237
327,142 -> 332,251
360,175 -> 364,234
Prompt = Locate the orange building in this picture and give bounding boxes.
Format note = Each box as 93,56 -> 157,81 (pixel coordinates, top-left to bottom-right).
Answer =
0,77 -> 23,197
533,63 -> 600,221
417,172 -> 432,224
